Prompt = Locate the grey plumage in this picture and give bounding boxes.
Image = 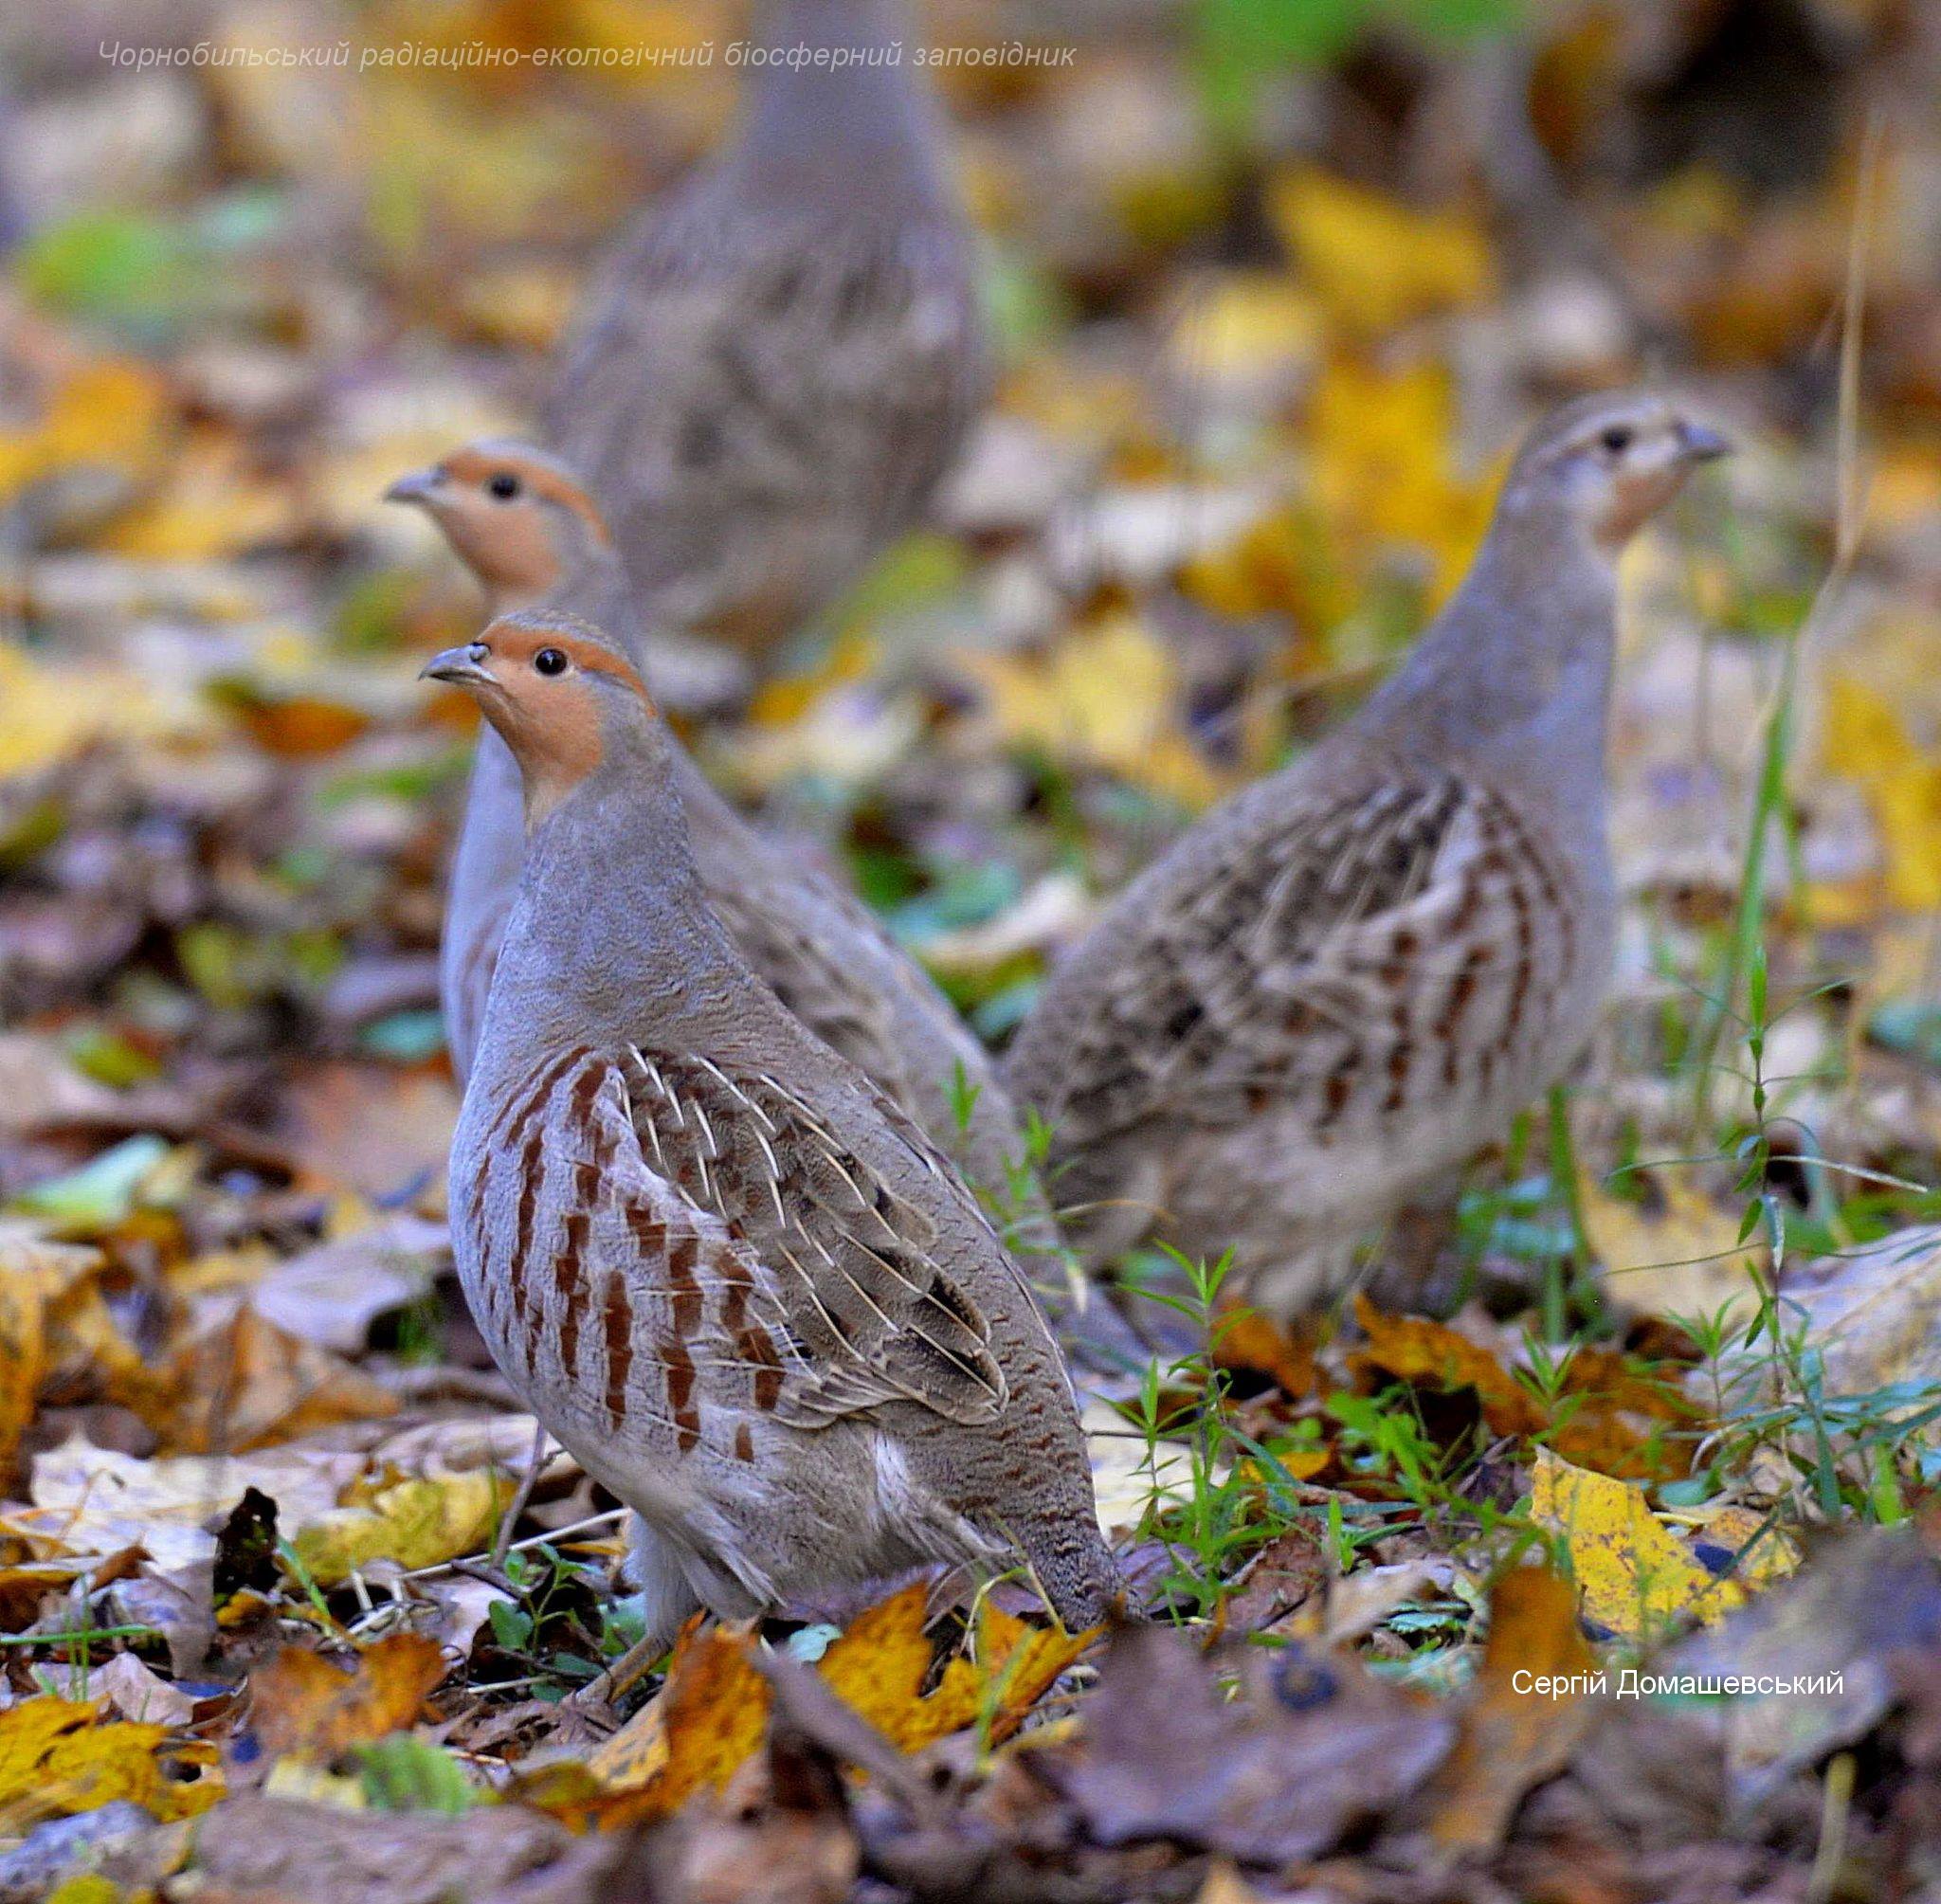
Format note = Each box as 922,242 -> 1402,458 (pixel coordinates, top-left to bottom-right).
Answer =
1005,392 -> 1729,1316
391,444 -> 1046,1240
433,612 -> 1116,1642
543,0 -> 986,657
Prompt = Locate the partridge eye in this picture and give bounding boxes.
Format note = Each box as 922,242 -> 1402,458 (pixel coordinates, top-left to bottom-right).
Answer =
533,647 -> 569,678
487,472 -> 521,499
1599,426 -> 1634,455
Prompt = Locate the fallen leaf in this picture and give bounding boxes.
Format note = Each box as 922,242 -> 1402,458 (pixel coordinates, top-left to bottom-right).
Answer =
1424,1566 -> 1600,1855
87,1652 -> 201,1729
1269,169 -> 1495,335
250,1634 -> 446,1765
0,1697 -> 220,1830
1215,1308 -> 1320,1400
586,1619 -> 769,1813
17,1439 -> 356,1573
1531,1448 -> 1743,1641
1351,1300 -> 1697,1481
250,1215 -> 445,1353
1351,1297 -> 1542,1438
118,1302 -> 399,1455
1667,1525 -> 1941,1806
590,1583 -> 1098,1810
285,1467 -> 509,1588
1577,1168 -> 1763,1325
0,1231 -> 99,1479
956,611 -> 1219,807
1064,1623 -> 1455,1864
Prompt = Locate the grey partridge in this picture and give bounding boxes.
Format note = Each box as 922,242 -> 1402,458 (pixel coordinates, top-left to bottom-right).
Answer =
542,0 -> 986,659
1004,391 -> 1730,1318
425,610 -> 1117,1646
387,444 -> 1047,1247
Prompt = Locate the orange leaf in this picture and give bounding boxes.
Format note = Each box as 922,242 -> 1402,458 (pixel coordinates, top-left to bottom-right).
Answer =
1215,1307 -> 1320,1400
585,1618 -> 771,1819
250,1633 -> 446,1764
1425,1566 -> 1599,1854
1350,1297 -> 1540,1438
818,1582 -> 965,1750
585,1585 -> 1101,1823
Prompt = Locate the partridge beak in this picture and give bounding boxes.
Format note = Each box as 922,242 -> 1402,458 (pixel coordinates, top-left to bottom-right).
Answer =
385,467 -> 444,506
420,643 -> 495,689
1676,420 -> 1732,463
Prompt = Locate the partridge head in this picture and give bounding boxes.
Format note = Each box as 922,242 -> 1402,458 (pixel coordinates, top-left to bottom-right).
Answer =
1003,390 -> 1730,1319
388,442 -> 615,612
426,610 -> 1118,1641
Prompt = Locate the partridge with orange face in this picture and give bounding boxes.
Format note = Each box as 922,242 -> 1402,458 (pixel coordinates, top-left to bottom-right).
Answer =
1004,392 -> 1730,1317
543,0 -> 985,658
388,444 -> 1048,1250
427,611 -> 1116,1645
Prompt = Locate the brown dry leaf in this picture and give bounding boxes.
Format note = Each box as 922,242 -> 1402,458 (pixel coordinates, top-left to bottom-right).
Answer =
1351,1297 -> 1541,1438
1352,1300 -> 1698,1481
0,1230 -> 100,1479
250,1633 -> 447,1765
118,1302 -> 398,1455
0,1696 -> 222,1831
1424,1566 -> 1600,1855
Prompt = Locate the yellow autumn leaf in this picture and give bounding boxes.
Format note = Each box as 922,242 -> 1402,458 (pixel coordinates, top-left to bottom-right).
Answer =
1816,672 -> 1941,912
1821,672 -> 1922,782
1683,1504 -> 1800,1590
1869,760 -> 1941,912
1576,1165 -> 1764,1324
0,644 -> 195,781
286,1466 -> 509,1587
1169,272 -> 1323,393
1531,1448 -> 1743,1641
0,1697 -> 222,1830
102,439 -> 299,562
1306,357 -> 1494,608
1269,169 -> 1495,335
0,359 -> 172,505
959,612 -> 1219,807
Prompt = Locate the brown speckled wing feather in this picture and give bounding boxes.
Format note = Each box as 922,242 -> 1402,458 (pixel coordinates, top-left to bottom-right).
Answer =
1032,771 -> 1580,1146
615,1046 -> 1008,1426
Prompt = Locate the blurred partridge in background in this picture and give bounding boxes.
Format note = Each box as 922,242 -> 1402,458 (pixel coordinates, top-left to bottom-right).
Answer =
542,0 -> 986,661
388,444 -> 1052,1260
1005,392 -> 1730,1319
428,612 -> 1117,1647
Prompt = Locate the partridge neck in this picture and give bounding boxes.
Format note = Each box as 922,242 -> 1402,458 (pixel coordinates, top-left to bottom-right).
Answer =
490,735 -> 744,1051
1360,510 -> 1617,794
737,0 -> 946,209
